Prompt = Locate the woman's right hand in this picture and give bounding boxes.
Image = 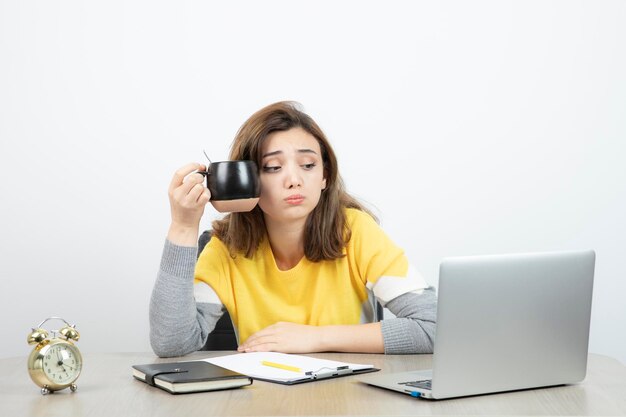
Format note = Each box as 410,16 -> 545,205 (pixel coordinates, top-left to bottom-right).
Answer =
166,163 -> 211,246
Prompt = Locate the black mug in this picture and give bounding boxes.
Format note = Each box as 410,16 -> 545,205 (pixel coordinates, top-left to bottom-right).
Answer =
200,160 -> 260,212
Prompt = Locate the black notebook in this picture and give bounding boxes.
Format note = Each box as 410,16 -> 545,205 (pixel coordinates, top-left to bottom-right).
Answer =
132,360 -> 252,394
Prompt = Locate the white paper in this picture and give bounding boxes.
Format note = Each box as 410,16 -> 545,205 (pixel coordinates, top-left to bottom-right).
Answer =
205,352 -> 374,383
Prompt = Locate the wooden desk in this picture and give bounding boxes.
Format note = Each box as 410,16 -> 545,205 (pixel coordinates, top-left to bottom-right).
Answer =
1,352 -> 625,416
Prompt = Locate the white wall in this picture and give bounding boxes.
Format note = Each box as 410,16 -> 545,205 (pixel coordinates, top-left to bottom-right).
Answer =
1,1 -> 624,364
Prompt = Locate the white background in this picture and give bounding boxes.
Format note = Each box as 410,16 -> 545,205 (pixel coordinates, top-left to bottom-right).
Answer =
1,1 -> 624,363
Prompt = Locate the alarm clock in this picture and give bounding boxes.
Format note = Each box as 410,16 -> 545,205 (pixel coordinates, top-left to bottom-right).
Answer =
27,317 -> 83,395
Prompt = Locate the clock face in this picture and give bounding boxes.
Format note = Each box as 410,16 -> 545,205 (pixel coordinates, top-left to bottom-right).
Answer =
41,342 -> 82,384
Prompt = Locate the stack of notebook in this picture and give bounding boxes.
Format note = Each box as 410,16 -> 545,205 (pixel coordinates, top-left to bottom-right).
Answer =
133,352 -> 377,393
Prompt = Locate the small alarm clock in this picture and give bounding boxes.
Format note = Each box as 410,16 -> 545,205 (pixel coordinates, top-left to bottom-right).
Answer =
27,317 -> 83,395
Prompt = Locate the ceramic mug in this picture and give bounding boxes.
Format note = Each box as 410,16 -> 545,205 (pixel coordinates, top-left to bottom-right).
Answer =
199,160 -> 260,212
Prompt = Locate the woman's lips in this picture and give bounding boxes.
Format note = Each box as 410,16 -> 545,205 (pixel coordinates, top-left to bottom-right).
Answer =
284,194 -> 305,205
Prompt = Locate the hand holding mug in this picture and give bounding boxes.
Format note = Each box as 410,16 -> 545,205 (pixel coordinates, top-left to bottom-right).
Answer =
168,163 -> 211,230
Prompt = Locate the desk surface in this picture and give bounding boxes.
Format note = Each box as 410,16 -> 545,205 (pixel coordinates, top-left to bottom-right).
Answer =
1,352 -> 625,417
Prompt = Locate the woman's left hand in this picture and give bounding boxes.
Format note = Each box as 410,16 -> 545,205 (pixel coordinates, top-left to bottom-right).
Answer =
237,322 -> 323,353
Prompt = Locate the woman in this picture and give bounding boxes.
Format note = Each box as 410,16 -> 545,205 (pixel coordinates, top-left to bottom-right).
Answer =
150,101 -> 436,357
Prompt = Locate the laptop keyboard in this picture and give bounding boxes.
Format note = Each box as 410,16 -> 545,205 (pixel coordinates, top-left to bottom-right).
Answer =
400,379 -> 432,390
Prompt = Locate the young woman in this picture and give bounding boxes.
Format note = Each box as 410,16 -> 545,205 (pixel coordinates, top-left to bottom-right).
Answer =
150,101 -> 436,357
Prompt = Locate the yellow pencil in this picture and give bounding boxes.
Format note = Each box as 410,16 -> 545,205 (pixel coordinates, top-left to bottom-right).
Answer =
261,360 -> 302,373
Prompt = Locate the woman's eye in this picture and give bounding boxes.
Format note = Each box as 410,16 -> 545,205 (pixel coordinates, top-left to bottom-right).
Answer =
263,166 -> 281,173
302,163 -> 316,170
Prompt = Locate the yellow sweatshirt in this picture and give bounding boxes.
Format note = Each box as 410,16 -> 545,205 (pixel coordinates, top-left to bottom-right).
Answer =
194,208 -> 428,343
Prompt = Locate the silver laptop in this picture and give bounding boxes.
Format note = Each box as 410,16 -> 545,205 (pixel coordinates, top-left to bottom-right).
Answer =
360,249 -> 595,399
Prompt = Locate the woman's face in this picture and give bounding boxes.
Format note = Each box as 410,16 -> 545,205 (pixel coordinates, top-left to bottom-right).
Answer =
258,127 -> 327,225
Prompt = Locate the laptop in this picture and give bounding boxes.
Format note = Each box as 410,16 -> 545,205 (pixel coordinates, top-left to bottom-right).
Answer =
360,249 -> 596,399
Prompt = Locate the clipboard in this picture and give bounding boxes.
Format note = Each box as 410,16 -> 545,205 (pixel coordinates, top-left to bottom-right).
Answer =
205,352 -> 379,385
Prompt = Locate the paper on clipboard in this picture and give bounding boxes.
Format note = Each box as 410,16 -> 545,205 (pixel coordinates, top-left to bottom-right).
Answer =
204,352 -> 378,384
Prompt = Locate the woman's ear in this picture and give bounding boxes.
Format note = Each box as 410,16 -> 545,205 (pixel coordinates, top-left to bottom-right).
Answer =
321,177 -> 327,190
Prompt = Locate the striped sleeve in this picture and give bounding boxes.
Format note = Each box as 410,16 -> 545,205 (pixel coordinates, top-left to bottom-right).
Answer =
348,209 -> 428,306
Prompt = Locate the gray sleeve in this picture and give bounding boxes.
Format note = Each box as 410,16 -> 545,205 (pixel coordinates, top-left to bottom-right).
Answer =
380,286 -> 437,354
149,239 -> 224,358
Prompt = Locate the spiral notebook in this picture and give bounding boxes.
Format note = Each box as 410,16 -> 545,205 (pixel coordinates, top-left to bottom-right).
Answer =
205,352 -> 378,385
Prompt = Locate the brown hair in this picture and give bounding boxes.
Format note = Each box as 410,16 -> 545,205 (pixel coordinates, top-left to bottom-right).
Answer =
212,101 -> 374,261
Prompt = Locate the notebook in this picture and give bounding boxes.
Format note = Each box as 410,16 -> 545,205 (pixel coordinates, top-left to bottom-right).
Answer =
132,361 -> 252,394
359,249 -> 596,399
206,352 -> 378,385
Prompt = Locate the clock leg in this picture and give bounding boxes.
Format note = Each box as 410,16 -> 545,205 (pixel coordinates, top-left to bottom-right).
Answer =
41,386 -> 51,395
70,384 -> 78,392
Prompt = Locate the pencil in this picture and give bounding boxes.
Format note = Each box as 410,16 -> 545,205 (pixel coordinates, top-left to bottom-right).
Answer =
261,360 -> 302,373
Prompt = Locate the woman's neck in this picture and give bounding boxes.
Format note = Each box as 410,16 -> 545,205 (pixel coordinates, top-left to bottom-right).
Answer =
264,217 -> 306,271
